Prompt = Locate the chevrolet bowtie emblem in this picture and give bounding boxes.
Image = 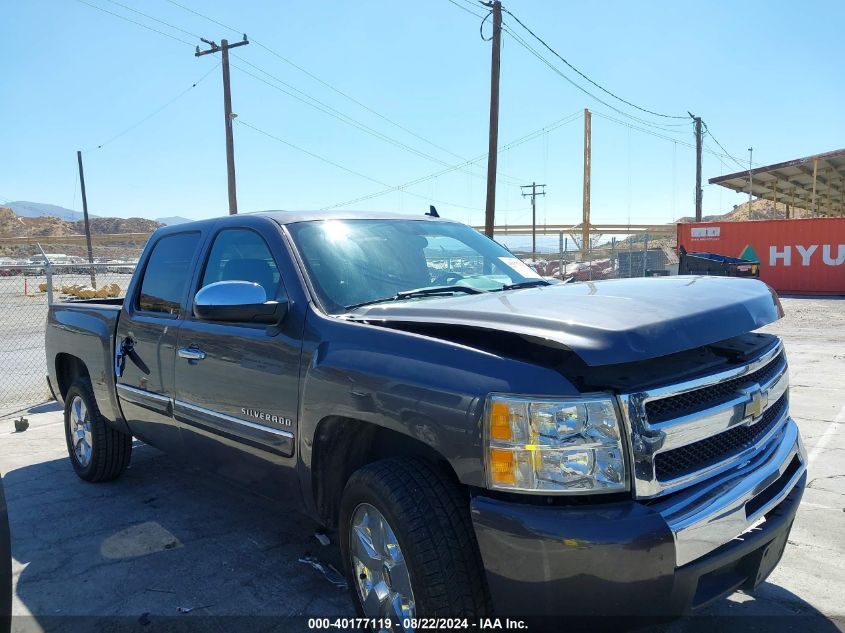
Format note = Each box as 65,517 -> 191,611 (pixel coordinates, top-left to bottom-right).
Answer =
742,384 -> 769,423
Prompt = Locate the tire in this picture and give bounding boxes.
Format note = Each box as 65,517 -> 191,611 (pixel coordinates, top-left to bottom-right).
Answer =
64,378 -> 132,482
339,458 -> 490,626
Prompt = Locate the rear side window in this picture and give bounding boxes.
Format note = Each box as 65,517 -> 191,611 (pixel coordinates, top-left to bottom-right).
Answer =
137,232 -> 201,315
200,229 -> 281,299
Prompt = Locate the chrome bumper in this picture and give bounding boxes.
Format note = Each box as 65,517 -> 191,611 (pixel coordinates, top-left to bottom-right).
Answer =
651,417 -> 806,567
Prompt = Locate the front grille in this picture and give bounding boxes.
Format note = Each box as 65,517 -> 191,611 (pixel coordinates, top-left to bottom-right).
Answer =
654,393 -> 788,481
645,352 -> 785,424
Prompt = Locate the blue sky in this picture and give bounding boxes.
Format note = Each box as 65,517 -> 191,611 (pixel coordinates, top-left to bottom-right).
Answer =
2,0 -> 843,228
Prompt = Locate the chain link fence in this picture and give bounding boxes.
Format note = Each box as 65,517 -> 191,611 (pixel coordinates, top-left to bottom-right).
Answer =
0,238 -> 144,417
506,231 -> 678,282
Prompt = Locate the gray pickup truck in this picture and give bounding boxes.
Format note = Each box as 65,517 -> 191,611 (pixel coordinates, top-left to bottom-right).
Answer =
45,211 -> 806,625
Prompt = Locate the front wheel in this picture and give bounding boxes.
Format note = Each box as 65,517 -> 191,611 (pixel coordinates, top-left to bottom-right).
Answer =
339,459 -> 490,628
64,378 -> 132,482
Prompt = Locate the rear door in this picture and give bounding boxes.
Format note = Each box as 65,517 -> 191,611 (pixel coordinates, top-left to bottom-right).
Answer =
173,220 -> 305,499
115,230 -> 204,454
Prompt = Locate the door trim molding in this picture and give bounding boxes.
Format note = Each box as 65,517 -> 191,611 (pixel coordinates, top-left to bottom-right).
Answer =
117,383 -> 172,416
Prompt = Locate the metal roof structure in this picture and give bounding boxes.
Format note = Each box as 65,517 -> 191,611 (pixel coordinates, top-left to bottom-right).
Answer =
709,148 -> 845,217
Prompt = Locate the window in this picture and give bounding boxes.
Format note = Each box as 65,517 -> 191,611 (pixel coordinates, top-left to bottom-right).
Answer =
287,219 -> 543,313
138,232 -> 201,315
201,229 -> 281,299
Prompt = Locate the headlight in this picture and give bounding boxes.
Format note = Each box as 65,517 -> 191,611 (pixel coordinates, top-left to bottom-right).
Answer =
484,394 -> 629,494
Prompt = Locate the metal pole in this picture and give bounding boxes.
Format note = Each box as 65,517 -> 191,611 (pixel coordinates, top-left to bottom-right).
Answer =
37,244 -> 53,306
694,117 -> 703,221
811,158 -> 818,215
531,182 -> 536,258
558,231 -> 563,279
483,1 -> 502,238
748,147 -> 754,207
76,150 -> 96,289
582,109 -> 591,258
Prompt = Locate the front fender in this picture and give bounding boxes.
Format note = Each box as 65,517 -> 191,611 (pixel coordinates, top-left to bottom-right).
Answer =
296,309 -> 579,518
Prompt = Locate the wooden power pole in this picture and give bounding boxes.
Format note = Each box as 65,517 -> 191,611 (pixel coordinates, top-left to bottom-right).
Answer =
76,150 -> 96,288
581,108 -> 591,255
196,35 -> 249,215
693,116 -> 703,221
521,182 -> 546,258
483,1 -> 502,238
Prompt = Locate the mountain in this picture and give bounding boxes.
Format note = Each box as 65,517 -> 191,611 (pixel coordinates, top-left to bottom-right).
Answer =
0,207 -> 161,239
2,201 -> 94,221
155,216 -> 192,226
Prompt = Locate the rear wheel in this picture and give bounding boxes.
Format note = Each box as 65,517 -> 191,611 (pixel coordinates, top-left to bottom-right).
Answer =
339,458 -> 490,630
64,379 -> 132,482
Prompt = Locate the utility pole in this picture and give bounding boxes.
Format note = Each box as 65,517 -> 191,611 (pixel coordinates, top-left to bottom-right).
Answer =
196,35 -> 249,215
692,115 -> 703,221
521,182 -> 546,258
582,108 -> 591,256
747,147 -> 754,207
483,1 -> 502,238
76,151 -> 96,289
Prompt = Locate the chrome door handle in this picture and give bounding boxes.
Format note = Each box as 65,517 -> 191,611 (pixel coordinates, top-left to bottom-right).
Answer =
178,347 -> 206,361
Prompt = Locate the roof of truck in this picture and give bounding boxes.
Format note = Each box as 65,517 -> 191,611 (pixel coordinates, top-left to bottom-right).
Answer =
256,210 -> 453,225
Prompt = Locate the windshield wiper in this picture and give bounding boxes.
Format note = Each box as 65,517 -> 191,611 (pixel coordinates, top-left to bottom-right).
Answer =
495,279 -> 551,291
344,285 -> 482,311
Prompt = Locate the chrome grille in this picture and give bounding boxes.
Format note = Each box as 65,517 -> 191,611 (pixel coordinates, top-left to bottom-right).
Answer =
619,341 -> 790,499
645,351 -> 785,424
654,392 -> 788,481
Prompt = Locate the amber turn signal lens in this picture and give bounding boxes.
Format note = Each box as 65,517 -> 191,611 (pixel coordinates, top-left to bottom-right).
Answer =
490,401 -> 513,441
489,449 -> 515,484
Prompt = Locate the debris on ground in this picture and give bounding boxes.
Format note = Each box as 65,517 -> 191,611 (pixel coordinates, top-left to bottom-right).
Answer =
177,605 -> 212,613
314,530 -> 331,546
298,555 -> 346,588
13,417 -> 29,432
138,612 -> 151,626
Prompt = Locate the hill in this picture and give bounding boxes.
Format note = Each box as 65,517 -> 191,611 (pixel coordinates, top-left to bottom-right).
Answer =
677,198 -> 811,224
1,201 -> 93,221
156,216 -> 192,226
0,207 -> 161,239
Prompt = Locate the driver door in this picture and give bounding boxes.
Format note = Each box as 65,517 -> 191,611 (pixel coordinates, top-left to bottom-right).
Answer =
172,225 -> 304,501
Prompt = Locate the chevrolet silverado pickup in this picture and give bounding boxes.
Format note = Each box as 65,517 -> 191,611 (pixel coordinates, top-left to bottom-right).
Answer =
45,211 -> 806,624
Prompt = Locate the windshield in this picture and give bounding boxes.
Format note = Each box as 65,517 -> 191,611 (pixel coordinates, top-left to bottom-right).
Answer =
287,219 -> 545,313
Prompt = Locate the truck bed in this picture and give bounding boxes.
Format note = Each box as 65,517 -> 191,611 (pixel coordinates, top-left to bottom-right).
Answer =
46,299 -> 125,426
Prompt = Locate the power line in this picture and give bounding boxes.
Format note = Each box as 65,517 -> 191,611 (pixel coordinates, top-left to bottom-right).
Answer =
102,0 -> 201,39
164,0 -> 484,169
236,119 -> 485,212
229,56 -> 524,186
324,110 -> 583,210
591,110 -> 747,165
73,0 -> 194,46
443,0 -> 487,19
84,62 -> 220,151
701,121 -> 751,170
501,22 -> 690,134
501,6 -> 688,120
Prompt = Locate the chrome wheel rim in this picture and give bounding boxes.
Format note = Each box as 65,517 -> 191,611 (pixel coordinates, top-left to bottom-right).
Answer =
350,503 -> 415,632
69,396 -> 93,467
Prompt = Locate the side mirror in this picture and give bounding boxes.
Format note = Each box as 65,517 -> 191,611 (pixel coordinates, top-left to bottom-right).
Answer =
193,280 -> 287,323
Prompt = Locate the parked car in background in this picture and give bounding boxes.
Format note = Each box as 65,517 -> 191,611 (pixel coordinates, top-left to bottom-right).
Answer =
45,211 -> 806,623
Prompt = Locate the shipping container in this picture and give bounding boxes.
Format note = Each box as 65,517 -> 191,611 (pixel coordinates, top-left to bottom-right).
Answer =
677,218 -> 845,294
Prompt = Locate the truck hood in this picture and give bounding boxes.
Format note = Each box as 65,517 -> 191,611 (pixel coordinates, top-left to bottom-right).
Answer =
348,276 -> 782,366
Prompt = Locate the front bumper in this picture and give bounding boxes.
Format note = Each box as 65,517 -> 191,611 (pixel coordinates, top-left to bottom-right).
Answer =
470,420 -> 806,618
